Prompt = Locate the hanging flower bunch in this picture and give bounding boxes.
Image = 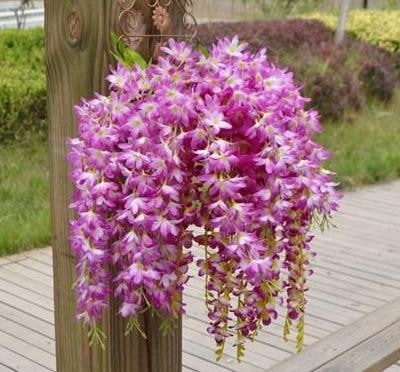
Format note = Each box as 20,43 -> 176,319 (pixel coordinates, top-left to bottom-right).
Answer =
68,37 -> 340,358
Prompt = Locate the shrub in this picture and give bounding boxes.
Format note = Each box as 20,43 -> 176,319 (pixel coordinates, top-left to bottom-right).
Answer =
304,10 -> 400,63
0,28 -> 46,143
198,19 -> 398,120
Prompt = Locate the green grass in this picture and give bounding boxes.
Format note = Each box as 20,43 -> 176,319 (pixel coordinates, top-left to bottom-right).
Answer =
0,92 -> 400,256
318,91 -> 400,189
0,135 -> 50,256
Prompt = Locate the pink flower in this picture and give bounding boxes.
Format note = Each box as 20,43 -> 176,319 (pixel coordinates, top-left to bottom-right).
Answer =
126,263 -> 161,285
68,36 -> 340,357
152,215 -> 181,238
202,111 -> 232,135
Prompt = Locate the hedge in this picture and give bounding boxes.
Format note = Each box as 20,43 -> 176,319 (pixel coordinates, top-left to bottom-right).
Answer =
0,28 -> 46,143
304,10 -> 400,61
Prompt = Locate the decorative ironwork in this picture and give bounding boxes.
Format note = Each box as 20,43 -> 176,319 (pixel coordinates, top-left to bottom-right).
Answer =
117,0 -> 197,46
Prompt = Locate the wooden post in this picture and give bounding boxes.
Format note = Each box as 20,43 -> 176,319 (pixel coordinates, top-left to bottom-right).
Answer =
45,1 -> 183,371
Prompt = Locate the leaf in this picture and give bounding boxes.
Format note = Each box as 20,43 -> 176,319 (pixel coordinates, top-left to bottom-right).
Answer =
110,32 -> 125,64
123,48 -> 148,69
215,342 -> 225,361
125,317 -> 148,339
236,343 -> 245,362
111,51 -> 122,64
197,43 -> 210,57
296,317 -> 305,353
110,31 -> 148,69
110,31 -> 119,54
236,331 -> 246,362
159,317 -> 177,336
283,316 -> 292,342
88,322 -> 107,350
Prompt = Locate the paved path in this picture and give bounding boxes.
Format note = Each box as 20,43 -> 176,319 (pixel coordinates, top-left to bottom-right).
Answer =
0,181 -> 400,371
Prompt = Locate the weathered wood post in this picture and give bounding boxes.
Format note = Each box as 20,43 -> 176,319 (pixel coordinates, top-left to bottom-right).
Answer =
45,1 -> 184,371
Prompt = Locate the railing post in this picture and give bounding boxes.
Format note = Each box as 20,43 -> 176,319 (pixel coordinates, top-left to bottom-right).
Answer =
45,1 -> 183,371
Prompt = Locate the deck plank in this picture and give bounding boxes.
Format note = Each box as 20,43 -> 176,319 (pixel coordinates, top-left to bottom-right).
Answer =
0,317 -> 55,355
0,291 -> 54,323
0,345 -> 50,372
317,320 -> 400,372
16,258 -> 53,277
3,263 -> 54,287
0,268 -> 53,299
269,297 -> 400,372
0,278 -> 54,310
1,180 -> 400,371
24,252 -> 53,267
0,331 -> 55,371
0,364 -> 15,372
0,302 -> 55,339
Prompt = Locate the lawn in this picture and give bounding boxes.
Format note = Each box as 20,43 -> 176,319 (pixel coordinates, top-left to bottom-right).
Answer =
0,92 -> 399,256
0,135 -> 50,256
319,91 -> 400,188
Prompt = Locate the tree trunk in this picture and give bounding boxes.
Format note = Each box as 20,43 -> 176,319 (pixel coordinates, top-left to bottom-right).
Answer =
363,0 -> 368,9
45,1 -> 183,371
335,0 -> 351,45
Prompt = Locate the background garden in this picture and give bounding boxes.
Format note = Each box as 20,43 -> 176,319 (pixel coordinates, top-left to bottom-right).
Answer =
0,0 -> 399,256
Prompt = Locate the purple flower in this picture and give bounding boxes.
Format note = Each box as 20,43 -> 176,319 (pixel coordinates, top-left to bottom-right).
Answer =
68,36 -> 341,358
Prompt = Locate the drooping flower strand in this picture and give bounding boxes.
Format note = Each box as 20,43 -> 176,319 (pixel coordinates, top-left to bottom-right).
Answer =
68,36 -> 341,358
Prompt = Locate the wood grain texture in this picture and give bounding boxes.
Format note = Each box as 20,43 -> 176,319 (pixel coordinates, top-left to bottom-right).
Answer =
45,1 -> 184,371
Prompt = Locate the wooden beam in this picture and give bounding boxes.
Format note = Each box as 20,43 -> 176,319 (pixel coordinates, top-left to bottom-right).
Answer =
45,1 -> 183,371
268,297 -> 400,372
318,320 -> 400,372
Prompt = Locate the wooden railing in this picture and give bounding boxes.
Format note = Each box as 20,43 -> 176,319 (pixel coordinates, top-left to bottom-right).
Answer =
0,0 -> 43,28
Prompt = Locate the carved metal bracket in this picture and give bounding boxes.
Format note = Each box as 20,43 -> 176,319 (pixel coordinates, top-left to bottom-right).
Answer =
117,0 -> 197,46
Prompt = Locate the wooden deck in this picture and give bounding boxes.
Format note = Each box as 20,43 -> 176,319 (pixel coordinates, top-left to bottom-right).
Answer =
1,181 -> 400,372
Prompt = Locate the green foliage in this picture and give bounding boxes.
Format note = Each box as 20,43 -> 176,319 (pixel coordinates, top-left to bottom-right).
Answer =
0,135 -> 50,256
0,28 -> 46,143
110,32 -> 148,69
296,317 -> 305,352
236,341 -> 245,362
88,321 -> 106,350
125,317 -> 147,338
382,0 -> 400,9
283,316 -> 292,342
215,341 -> 226,362
318,91 -> 400,189
197,42 -> 211,57
305,10 -> 400,61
